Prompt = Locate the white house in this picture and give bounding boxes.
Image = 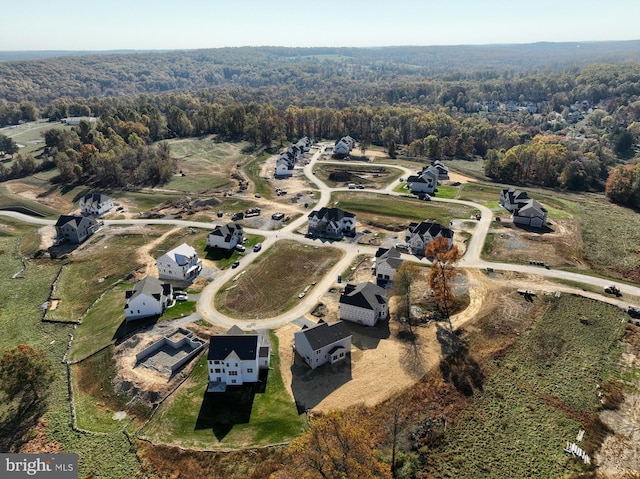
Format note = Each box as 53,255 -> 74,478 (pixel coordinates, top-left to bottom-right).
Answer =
207,223 -> 244,250
54,214 -> 100,244
307,207 -> 356,238
339,282 -> 388,327
294,320 -> 352,369
79,193 -> 114,216
499,188 -> 530,212
406,168 -> 437,194
207,326 -> 271,392
333,136 -> 356,156
405,220 -> 454,255
124,276 -> 173,321
430,161 -> 449,180
374,246 -> 404,282
157,243 -> 202,282
513,198 -> 548,228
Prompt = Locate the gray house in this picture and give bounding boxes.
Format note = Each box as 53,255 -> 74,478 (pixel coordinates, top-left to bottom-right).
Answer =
54,215 -> 100,244
294,320 -> 352,369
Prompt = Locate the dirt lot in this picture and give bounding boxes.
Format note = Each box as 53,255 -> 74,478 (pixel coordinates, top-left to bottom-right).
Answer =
486,217 -> 585,268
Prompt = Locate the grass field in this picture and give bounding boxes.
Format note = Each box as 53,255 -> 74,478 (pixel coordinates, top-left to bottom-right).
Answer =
140,333 -> 306,450
331,192 -> 475,228
215,240 -> 343,319
427,294 -> 627,478
313,164 -> 403,188
0,224 -> 142,478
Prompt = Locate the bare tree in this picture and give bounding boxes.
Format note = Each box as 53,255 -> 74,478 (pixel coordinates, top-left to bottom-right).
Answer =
425,236 -> 462,329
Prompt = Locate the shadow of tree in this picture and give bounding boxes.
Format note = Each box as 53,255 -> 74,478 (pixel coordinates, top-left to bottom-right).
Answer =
436,324 -> 484,397
112,316 -> 159,342
0,396 -> 49,452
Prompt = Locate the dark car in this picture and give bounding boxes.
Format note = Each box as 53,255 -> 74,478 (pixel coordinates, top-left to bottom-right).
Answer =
232,261 -> 240,268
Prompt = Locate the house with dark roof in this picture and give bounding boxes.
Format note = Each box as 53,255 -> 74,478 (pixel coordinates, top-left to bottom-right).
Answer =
430,160 -> 450,180
294,320 -> 352,369
513,198 -> 548,228
156,243 -> 202,282
374,246 -> 404,282
307,207 -> 356,239
79,193 -> 114,216
339,282 -> 388,326
124,276 -> 173,321
404,220 -> 454,255
207,326 -> 271,392
274,137 -> 311,177
54,214 -> 100,244
406,168 -> 437,194
206,222 -> 244,250
499,188 -> 530,212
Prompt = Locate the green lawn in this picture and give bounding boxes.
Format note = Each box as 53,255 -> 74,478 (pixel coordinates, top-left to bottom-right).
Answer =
331,191 -> 475,226
140,333 -> 306,449
428,295 -> 627,478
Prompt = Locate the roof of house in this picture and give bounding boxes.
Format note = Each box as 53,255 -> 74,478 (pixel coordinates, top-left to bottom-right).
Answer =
515,198 -> 547,217
375,246 -> 403,269
125,276 -> 169,301
340,282 -> 387,310
501,188 -> 529,203
308,207 -> 355,221
208,334 -> 259,361
209,222 -> 243,241
298,320 -> 351,351
55,214 -> 97,228
407,220 -> 453,239
162,243 -> 198,265
81,193 -> 111,205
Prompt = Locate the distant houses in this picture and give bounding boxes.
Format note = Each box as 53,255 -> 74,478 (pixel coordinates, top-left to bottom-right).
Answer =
275,137 -> 311,177
307,207 -> 356,239
156,243 -> 202,283
499,188 -> 548,228
374,246 -> 403,283
405,220 -> 454,255
124,276 -> 173,321
333,136 -> 356,157
79,193 -> 114,217
339,282 -> 388,327
54,214 -> 100,244
294,320 -> 352,369
207,222 -> 244,250
207,326 -> 271,392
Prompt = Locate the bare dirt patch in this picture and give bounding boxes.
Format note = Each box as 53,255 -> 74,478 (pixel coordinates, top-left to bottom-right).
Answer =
487,218 -> 584,268
5,181 -> 73,212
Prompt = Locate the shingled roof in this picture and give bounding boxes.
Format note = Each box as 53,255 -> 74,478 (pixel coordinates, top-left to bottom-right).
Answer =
340,282 -> 387,310
299,320 -> 351,351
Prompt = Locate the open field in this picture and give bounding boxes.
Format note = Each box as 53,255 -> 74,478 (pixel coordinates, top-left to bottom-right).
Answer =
0,227 -> 142,478
427,294 -> 628,478
1,120 -> 71,157
331,191 -> 476,230
312,163 -> 403,188
139,333 -> 306,450
215,240 -> 343,319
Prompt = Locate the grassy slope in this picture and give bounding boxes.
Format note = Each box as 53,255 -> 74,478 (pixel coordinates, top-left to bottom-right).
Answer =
0,222 -> 141,478
428,295 -> 626,478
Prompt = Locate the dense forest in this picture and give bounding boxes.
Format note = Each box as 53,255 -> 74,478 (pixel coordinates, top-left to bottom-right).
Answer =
1,43 -> 639,203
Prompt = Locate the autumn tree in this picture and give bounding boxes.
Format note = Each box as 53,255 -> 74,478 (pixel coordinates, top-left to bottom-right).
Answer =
391,263 -> 420,336
281,408 -> 392,479
425,236 -> 462,328
605,163 -> 640,208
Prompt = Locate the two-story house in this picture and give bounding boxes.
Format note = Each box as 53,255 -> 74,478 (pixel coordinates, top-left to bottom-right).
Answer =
405,220 -> 454,255
79,193 -> 114,216
339,282 -> 388,326
307,207 -> 356,239
54,215 -> 100,244
124,276 -> 173,321
294,320 -> 352,369
156,243 -> 202,282
207,223 -> 244,250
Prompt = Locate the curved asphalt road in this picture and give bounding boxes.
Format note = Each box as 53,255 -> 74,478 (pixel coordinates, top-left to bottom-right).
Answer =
2,145 -> 639,330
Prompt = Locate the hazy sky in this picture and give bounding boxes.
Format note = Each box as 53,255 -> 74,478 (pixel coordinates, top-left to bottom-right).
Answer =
1,0 -> 638,51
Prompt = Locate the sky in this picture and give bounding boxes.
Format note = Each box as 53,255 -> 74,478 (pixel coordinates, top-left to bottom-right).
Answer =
1,0 -> 639,51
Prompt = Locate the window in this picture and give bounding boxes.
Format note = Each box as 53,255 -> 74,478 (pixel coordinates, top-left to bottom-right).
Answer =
209,369 -> 214,374
247,368 -> 253,374
215,368 -> 221,373
231,380 -> 237,384
229,371 -> 238,376
340,352 -> 344,357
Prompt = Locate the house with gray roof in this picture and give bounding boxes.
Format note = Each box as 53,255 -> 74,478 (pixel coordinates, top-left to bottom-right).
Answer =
54,214 -> 100,244
307,207 -> 356,239
124,276 -> 173,321
207,326 -> 271,392
406,167 -> 437,194
157,243 -> 202,283
294,320 -> 352,369
207,222 -> 244,250
513,198 -> 548,228
499,188 -> 530,212
79,192 -> 114,216
374,246 -> 404,282
339,282 -> 388,326
405,220 -> 454,255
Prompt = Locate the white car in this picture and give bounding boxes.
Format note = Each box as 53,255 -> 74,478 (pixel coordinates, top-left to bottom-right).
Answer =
174,292 -> 188,301
236,244 -> 246,252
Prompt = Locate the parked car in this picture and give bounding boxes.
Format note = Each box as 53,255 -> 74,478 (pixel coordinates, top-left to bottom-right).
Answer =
236,245 -> 246,252
232,261 -> 240,268
253,243 -> 262,252
174,292 -> 188,301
